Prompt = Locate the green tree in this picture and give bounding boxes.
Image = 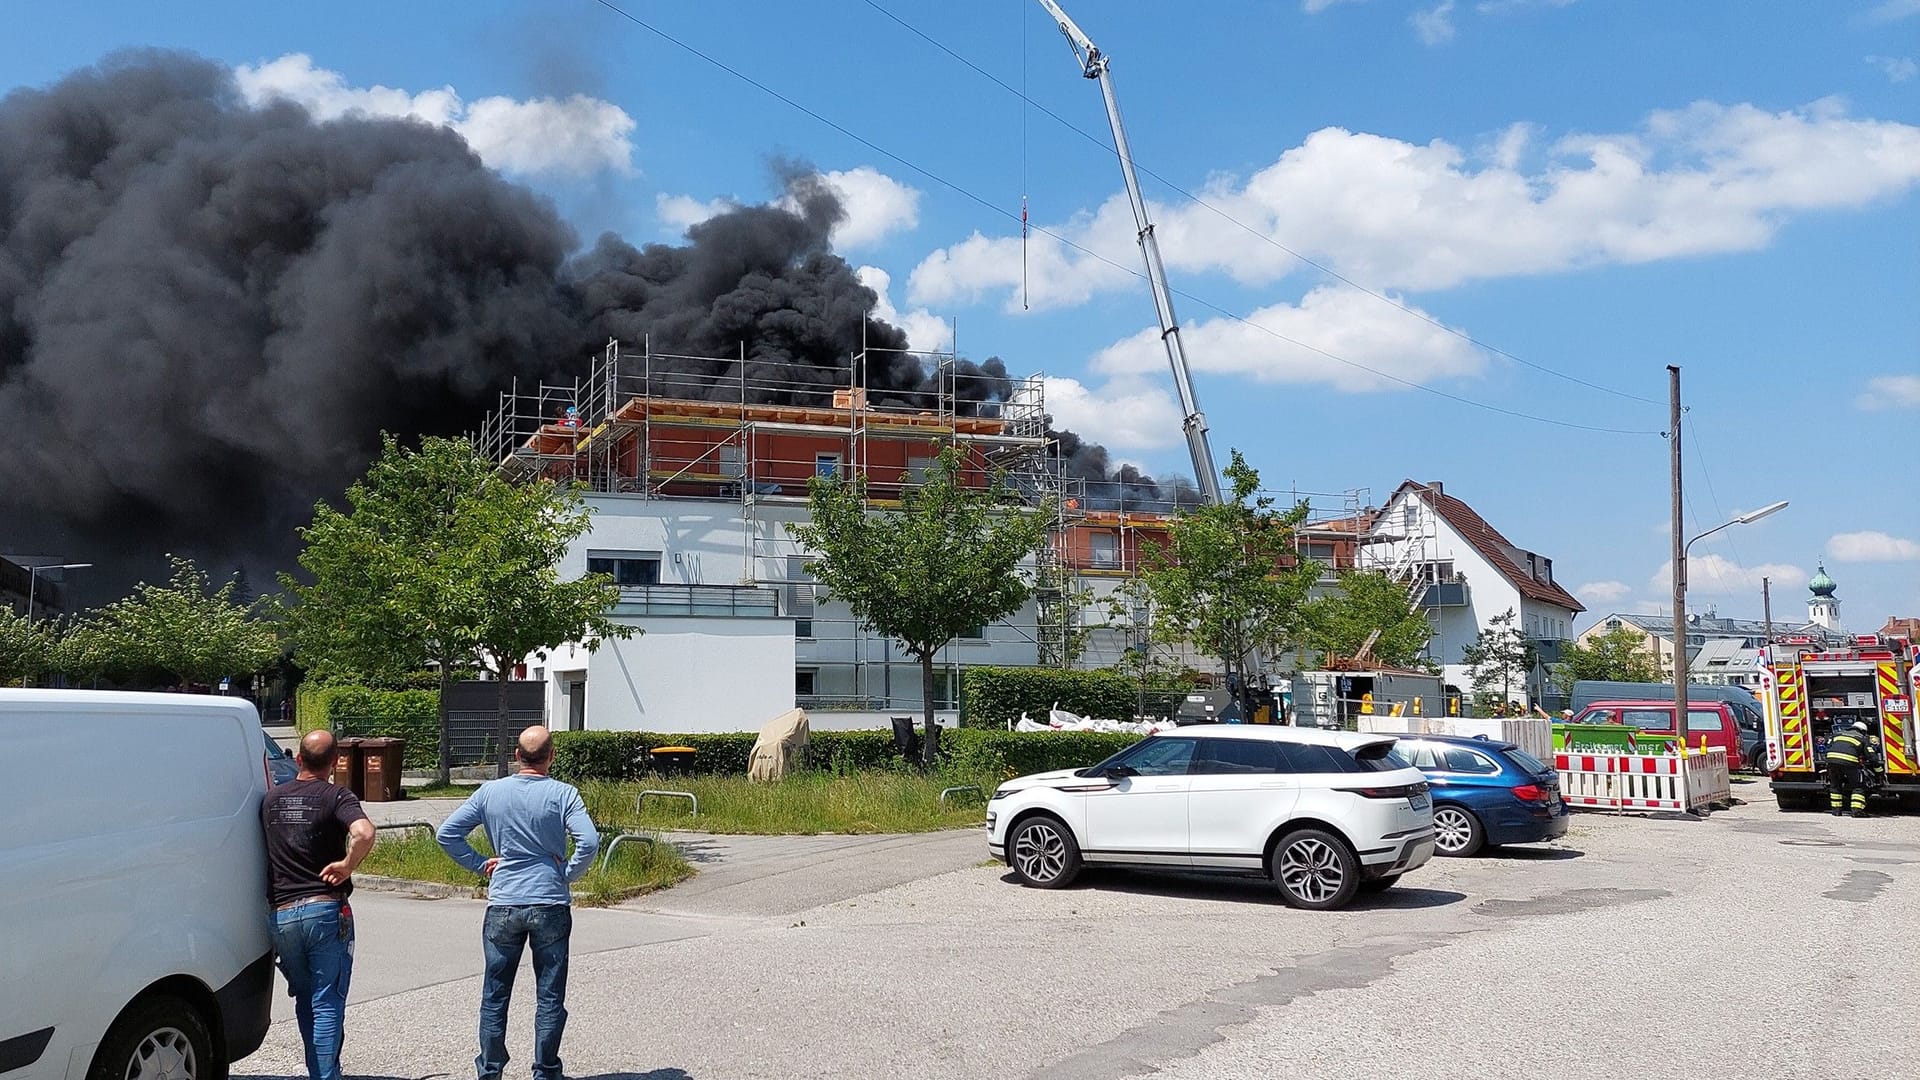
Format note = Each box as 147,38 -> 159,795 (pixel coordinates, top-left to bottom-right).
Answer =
1462,607 -> 1538,712
284,436 -> 634,782
81,556 -> 280,689
1553,623 -> 1664,695
1300,570 -> 1435,670
1135,451 -> 1319,707
1,606 -> 62,686
790,444 -> 1051,764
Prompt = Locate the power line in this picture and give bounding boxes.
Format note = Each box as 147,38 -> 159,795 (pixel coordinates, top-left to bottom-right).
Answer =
856,0 -> 1666,409
587,0 -> 1661,437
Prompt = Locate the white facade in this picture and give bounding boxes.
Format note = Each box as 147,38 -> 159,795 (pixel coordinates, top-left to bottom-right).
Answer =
543,494 -> 1044,733
1357,484 -> 1580,706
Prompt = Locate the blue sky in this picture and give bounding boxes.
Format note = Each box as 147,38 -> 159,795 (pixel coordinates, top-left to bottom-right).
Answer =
6,0 -> 1918,626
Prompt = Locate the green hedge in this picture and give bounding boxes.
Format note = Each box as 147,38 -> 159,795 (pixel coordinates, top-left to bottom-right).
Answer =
307,687 -> 441,769
551,727 -> 1143,784
961,666 -> 1187,729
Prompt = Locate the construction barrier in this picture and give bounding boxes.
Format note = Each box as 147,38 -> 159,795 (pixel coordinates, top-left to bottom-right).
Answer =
1358,716 -> 1554,763
1554,748 -> 1731,815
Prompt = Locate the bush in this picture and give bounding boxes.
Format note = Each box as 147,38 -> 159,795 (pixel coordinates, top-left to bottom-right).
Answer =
310,687 -> 441,769
960,666 -> 1187,729
550,726 -> 1144,784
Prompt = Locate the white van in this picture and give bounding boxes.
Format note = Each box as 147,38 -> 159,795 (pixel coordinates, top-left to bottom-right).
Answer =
0,690 -> 274,1080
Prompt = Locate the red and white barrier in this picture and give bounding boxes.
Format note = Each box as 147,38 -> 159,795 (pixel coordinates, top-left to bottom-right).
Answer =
1555,748 -> 1731,814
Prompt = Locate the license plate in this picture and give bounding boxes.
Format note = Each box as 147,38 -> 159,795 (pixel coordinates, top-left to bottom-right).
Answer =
1409,792 -> 1430,810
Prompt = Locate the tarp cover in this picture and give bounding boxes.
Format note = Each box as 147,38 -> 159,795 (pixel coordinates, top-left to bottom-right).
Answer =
748,707 -> 811,781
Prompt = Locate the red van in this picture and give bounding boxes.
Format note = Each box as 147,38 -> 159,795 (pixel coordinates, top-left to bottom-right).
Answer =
1569,700 -> 1760,771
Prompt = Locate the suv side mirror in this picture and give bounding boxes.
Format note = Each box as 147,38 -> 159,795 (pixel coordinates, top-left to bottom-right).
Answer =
1103,764 -> 1139,780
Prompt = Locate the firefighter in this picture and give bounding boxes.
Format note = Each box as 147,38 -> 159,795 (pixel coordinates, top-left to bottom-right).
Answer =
1826,720 -> 1879,818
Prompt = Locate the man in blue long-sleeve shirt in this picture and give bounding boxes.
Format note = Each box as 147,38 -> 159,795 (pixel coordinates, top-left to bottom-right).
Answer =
437,725 -> 598,1080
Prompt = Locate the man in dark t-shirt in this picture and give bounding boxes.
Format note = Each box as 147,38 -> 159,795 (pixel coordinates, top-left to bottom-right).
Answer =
262,730 -> 375,1080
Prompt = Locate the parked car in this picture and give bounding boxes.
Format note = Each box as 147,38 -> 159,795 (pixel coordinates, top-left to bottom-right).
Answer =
986,727 -> 1435,910
1391,734 -> 1569,856
265,733 -> 299,785
1570,699 -> 1758,770
0,689 -> 275,1080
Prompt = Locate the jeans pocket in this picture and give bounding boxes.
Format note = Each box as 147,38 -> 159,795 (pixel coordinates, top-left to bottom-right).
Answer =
527,905 -> 572,947
338,902 -> 355,960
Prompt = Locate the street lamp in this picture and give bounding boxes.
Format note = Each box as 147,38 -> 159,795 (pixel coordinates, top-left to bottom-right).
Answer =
26,562 -> 92,624
1673,501 -> 1787,754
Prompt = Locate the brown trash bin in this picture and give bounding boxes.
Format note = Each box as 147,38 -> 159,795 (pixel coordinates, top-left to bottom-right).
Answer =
330,737 -> 365,797
357,737 -> 406,802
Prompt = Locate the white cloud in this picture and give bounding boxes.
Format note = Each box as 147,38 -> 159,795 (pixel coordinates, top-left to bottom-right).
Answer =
1651,555 -> 1807,596
1868,0 -> 1920,22
1858,374 -> 1920,409
784,167 -> 920,249
234,54 -> 634,176
909,99 -> 1920,307
1412,1 -> 1459,45
1303,0 -> 1368,11
656,194 -> 735,233
659,167 -> 920,250
1089,284 -> 1484,391
1868,55 -> 1919,82
1042,376 -> 1183,451
855,266 -> 951,353
1576,580 -> 1632,604
1828,530 -> 1920,562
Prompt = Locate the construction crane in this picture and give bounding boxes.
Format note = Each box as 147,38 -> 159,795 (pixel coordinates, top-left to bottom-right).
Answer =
1034,0 -> 1222,505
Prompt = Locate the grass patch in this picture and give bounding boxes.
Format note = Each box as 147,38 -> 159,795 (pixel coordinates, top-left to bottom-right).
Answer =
581,769 -> 998,835
358,826 -> 693,907
405,782 -> 483,799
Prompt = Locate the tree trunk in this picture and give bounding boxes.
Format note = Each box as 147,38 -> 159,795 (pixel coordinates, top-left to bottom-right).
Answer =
436,661 -> 453,787
495,661 -> 514,779
919,650 -> 937,769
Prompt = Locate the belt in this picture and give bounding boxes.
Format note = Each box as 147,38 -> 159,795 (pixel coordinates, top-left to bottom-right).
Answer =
274,895 -> 345,912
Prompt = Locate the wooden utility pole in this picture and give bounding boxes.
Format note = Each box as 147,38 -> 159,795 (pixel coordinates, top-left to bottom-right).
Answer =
1670,365 -> 1689,752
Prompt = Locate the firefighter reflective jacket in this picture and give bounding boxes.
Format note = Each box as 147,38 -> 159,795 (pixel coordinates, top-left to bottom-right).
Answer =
1828,730 -> 1873,767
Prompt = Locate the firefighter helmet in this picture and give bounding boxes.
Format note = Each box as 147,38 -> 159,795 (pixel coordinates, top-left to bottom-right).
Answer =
1853,721 -> 1871,733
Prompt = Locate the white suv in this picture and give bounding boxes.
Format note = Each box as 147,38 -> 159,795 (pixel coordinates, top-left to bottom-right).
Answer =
987,726 -> 1435,910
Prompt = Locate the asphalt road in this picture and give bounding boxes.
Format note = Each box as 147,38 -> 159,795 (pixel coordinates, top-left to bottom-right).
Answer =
236,787 -> 1920,1080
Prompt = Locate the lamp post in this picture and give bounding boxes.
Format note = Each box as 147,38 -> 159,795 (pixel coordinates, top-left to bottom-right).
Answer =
25,562 -> 92,624
1673,502 -> 1787,752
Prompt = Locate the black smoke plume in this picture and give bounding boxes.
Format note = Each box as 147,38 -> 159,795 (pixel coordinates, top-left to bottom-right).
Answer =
1049,429 -> 1202,513
0,51 -> 1167,597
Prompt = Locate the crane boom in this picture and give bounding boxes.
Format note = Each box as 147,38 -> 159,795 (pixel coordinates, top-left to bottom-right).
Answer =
1034,0 -> 1222,505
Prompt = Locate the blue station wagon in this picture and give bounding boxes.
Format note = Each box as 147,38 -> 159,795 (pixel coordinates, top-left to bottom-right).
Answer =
1392,734 -> 1569,856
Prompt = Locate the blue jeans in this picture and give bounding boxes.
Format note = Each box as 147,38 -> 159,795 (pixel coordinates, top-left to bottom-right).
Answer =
478,904 -> 573,1080
270,899 -> 354,1080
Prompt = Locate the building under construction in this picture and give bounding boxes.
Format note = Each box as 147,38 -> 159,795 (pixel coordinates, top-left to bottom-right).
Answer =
477,339 -> 1143,731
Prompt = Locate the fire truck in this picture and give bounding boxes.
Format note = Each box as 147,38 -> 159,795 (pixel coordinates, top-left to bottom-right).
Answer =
1758,633 -> 1920,810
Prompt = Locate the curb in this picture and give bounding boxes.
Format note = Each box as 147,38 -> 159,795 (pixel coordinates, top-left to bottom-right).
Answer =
352,874 -> 481,900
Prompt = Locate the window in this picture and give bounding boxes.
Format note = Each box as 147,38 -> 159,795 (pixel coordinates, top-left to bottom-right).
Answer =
1686,709 -> 1725,733
795,669 -> 817,697
1440,748 -> 1500,775
1275,742 -> 1366,774
1300,541 -> 1337,564
931,669 -> 958,710
1089,531 -> 1120,569
815,453 -> 841,479
786,554 -> 815,638
1193,738 -> 1279,775
1401,742 -> 1440,769
719,444 -> 744,479
959,623 -> 986,640
1353,743 -> 1412,771
1112,737 -> 1199,776
587,552 -> 661,586
1620,709 -> 1671,731
1508,748 -> 1552,775
1607,618 -> 1623,631
907,455 -> 935,485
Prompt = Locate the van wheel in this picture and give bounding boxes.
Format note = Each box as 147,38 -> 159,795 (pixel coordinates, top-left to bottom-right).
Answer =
89,994 -> 214,1080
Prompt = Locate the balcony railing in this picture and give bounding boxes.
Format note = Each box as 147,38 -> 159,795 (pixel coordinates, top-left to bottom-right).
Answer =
613,583 -> 782,618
